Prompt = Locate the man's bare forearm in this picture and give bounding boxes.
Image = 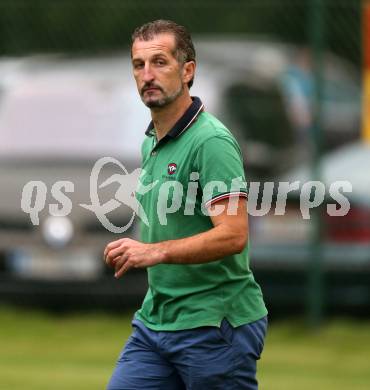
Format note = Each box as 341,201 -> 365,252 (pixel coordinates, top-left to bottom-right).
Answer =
155,224 -> 247,265
104,199 -> 248,277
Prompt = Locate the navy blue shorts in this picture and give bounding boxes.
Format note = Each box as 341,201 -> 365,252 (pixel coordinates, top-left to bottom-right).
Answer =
107,316 -> 267,390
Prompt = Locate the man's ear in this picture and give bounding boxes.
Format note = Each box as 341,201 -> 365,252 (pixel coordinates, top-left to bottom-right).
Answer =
182,61 -> 196,85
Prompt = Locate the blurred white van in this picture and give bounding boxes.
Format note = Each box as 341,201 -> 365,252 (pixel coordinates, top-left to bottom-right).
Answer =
0,38 -> 361,307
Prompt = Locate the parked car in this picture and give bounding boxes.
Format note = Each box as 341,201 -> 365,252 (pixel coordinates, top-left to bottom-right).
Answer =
249,142 -> 370,311
0,38 -> 362,309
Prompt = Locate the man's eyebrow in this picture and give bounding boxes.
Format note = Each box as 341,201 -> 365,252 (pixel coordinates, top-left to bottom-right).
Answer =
152,53 -> 168,58
132,51 -> 170,61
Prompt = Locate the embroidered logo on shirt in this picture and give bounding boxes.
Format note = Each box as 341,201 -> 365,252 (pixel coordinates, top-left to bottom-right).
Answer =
167,163 -> 177,175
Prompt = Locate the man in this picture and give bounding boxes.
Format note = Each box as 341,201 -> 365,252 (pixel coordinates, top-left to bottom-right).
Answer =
104,20 -> 268,390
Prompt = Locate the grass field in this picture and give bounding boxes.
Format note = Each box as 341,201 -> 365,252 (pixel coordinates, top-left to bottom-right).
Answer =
0,306 -> 369,390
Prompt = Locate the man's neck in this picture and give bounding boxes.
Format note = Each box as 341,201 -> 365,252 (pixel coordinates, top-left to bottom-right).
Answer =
151,93 -> 193,141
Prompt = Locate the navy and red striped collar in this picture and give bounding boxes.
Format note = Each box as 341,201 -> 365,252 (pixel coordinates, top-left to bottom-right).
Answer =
145,96 -> 204,139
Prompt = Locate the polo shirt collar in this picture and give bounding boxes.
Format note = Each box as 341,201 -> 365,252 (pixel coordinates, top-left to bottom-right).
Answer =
145,96 -> 204,138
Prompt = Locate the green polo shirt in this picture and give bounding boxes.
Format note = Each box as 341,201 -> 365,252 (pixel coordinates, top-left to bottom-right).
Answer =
135,97 -> 267,330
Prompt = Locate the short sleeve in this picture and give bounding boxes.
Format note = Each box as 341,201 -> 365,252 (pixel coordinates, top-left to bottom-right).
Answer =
194,135 -> 248,207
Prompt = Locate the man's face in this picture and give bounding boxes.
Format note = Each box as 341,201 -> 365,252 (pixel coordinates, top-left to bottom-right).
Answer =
131,33 -> 186,108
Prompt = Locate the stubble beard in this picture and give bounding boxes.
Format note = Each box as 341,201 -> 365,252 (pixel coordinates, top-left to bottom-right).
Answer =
142,83 -> 184,109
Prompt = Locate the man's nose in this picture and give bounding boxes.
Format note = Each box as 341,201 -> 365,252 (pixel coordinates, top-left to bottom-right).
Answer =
142,64 -> 155,82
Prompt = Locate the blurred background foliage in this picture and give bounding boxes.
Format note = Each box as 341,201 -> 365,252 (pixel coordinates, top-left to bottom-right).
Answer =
0,0 -> 361,67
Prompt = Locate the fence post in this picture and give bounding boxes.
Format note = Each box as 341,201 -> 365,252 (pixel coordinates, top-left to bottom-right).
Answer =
363,0 -> 370,143
307,0 -> 325,328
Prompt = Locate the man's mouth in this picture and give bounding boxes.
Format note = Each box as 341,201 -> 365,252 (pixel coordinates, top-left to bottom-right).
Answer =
143,86 -> 161,94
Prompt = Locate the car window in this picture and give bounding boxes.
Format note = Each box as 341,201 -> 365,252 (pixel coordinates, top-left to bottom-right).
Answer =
224,83 -> 294,149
